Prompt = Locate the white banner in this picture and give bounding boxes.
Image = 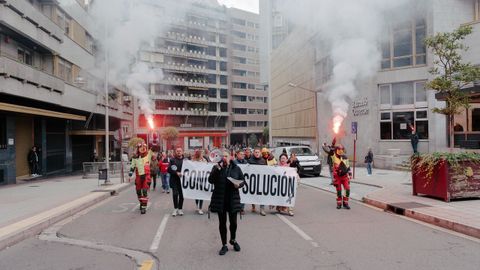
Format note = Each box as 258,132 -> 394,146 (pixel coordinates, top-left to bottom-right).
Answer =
181,160 -> 298,207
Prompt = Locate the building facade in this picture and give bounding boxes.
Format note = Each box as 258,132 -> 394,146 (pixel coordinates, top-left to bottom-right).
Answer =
269,0 -> 480,168
0,0 -> 133,184
136,1 -> 265,150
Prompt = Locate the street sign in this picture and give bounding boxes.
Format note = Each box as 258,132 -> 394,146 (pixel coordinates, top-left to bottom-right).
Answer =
351,122 -> 358,134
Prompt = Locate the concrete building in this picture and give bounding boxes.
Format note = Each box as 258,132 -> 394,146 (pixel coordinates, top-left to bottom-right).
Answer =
269,0 -> 480,168
0,0 -> 133,184
136,1 -> 266,150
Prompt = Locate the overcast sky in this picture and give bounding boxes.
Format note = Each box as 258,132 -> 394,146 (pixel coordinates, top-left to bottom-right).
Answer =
217,0 -> 259,14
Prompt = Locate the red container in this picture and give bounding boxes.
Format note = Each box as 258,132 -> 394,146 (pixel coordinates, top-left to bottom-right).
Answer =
412,159 -> 480,202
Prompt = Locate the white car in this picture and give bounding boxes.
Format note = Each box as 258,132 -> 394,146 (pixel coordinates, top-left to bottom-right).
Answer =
272,146 -> 322,177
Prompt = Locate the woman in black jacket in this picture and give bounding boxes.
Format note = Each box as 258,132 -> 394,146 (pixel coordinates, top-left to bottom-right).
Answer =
208,151 -> 245,255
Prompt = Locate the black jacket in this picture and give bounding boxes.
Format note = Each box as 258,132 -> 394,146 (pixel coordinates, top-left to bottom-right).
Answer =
289,159 -> 301,172
208,162 -> 245,213
233,158 -> 248,165
28,150 -> 38,164
168,156 -> 184,185
248,156 -> 267,165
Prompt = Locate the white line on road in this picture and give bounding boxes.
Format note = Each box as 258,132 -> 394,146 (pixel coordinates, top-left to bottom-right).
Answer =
276,214 -> 316,244
150,214 -> 169,252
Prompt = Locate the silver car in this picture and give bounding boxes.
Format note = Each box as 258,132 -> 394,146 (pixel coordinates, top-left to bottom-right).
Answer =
272,146 -> 322,177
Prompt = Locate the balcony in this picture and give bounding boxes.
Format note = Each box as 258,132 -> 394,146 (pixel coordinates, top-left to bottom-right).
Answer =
153,62 -> 227,76
156,107 -> 209,116
159,77 -> 214,89
0,0 -> 63,50
152,92 -> 209,103
0,55 -> 64,93
153,47 -> 228,62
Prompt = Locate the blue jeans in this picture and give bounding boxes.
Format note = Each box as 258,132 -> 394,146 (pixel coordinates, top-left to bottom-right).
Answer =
367,162 -> 372,175
161,173 -> 170,191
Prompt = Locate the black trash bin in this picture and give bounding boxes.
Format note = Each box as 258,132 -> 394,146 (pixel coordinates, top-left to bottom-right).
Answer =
98,169 -> 108,181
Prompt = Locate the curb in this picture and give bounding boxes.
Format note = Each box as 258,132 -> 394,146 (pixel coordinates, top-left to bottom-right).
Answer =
362,197 -> 480,239
0,183 -> 132,251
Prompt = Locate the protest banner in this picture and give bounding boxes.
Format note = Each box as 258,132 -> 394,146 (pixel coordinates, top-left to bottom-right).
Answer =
181,160 -> 298,207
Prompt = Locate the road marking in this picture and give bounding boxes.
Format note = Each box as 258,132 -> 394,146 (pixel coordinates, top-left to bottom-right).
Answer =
276,214 -> 313,241
139,260 -> 154,270
150,214 -> 169,252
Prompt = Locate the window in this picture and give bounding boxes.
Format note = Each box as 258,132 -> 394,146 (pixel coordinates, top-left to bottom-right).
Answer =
233,121 -> 247,127
57,58 -> 73,82
219,48 -> 227,58
473,0 -> 480,21
17,48 -> 33,66
232,43 -> 246,51
207,74 -> 216,84
220,61 -> 227,71
0,116 -> 6,149
381,16 -> 426,69
473,109 -> 480,131
232,69 -> 247,76
208,88 -> 217,98
207,60 -> 216,70
220,89 -> 228,98
233,108 -> 247,114
392,82 -> 414,105
220,103 -> 228,112
232,18 -> 245,26
415,81 -> 427,103
208,103 -> 217,112
232,95 -> 246,102
220,75 -> 227,85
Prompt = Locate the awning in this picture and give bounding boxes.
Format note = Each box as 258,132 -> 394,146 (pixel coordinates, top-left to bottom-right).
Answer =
0,102 -> 86,121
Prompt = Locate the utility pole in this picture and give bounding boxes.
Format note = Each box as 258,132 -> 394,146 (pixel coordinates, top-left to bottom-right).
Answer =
104,21 -> 110,184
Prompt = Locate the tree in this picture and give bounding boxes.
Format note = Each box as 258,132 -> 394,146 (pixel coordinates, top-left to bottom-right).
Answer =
425,25 -> 480,150
248,134 -> 258,148
263,127 -> 269,144
161,126 -> 179,147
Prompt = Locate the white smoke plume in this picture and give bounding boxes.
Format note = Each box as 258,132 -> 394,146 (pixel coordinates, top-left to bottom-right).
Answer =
279,0 -> 409,134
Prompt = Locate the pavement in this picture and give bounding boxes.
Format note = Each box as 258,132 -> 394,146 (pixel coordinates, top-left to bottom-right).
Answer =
0,174 -> 131,251
302,166 -> 480,239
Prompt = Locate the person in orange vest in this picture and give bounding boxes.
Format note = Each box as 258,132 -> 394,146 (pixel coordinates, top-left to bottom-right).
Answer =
332,144 -> 351,209
129,142 -> 153,214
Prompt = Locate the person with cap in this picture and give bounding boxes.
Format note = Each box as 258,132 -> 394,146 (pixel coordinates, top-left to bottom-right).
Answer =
129,142 -> 153,214
332,144 -> 351,209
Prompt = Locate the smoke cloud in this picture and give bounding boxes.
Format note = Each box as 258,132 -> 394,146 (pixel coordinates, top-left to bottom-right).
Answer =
279,0 -> 409,133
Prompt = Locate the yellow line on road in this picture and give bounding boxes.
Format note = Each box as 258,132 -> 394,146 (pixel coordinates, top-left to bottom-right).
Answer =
139,260 -> 154,270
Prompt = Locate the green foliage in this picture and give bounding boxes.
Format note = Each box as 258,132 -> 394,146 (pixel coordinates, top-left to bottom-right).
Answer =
161,127 -> 179,141
263,127 -> 269,142
248,134 -> 258,148
411,152 -> 480,184
128,137 -> 145,149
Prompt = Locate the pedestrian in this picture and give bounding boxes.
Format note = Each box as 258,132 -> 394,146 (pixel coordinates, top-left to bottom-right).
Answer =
364,147 -> 374,176
322,139 -> 336,184
159,151 -> 170,194
129,142 -> 153,214
244,148 -> 252,160
261,147 -> 277,166
410,125 -> 419,154
277,153 -> 294,216
332,144 -> 351,210
27,146 -> 40,177
208,151 -> 245,255
233,149 -> 248,215
248,147 -> 267,215
169,147 -> 185,217
150,153 -> 159,190
191,149 -> 207,215
288,153 -> 301,172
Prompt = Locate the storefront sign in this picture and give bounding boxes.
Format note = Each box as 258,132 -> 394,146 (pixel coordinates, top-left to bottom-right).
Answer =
352,97 -> 369,116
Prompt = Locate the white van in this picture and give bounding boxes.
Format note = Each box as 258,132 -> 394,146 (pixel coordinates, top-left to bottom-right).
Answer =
271,146 -> 322,177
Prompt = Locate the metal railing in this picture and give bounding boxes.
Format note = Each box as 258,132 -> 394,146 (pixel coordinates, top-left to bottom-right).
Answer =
82,162 -> 130,179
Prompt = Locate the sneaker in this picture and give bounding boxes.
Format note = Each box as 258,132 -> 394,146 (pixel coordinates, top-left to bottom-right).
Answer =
162,190 -> 166,193
218,245 -> 228,255
178,209 -> 184,216
343,204 -> 351,210
336,204 -> 342,209
172,209 -> 178,217
260,209 -> 266,216
198,209 -> 204,215
31,174 -> 35,177
140,208 -> 146,214
167,190 -> 170,194
229,240 -> 241,252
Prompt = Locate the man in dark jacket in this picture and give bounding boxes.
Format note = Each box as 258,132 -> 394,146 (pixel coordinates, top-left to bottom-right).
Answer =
208,151 -> 245,255
322,138 -> 336,184
168,147 -> 185,217
28,146 -> 40,177
248,148 -> 267,215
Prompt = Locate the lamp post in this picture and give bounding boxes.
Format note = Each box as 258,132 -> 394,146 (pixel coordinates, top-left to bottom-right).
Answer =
104,21 -> 110,184
288,83 -> 321,154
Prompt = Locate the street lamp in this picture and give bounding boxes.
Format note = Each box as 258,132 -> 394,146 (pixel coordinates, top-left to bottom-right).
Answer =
288,83 -> 322,154
104,21 -> 110,184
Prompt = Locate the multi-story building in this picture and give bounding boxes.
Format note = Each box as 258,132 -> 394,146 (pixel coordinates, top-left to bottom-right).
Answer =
136,1 -> 265,150
0,0 -> 133,184
269,0 -> 480,168
227,8 -> 268,146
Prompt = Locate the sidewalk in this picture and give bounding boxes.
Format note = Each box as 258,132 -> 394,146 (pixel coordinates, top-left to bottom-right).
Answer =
0,175 -> 131,251
302,166 -> 480,239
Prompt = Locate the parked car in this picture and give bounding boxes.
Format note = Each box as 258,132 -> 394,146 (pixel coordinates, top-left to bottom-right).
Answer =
271,146 -> 322,177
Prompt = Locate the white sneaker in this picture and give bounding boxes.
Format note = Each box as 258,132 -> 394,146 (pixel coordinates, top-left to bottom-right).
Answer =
31,174 -> 35,177
198,209 -> 204,215
172,209 -> 178,217
178,209 -> 184,216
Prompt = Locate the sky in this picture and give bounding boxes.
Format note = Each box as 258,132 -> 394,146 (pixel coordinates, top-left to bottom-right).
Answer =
217,0 -> 259,13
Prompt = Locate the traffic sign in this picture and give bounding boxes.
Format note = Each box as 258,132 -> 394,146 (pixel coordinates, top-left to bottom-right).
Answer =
351,122 -> 358,134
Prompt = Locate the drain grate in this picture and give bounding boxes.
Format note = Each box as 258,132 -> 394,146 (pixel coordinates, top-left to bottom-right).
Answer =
386,201 -> 431,215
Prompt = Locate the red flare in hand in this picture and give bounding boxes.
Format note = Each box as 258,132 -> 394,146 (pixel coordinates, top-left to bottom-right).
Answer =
147,116 -> 154,130
332,115 -> 343,135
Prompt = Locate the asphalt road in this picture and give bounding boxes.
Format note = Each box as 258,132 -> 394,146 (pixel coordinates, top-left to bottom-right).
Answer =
0,183 -> 479,270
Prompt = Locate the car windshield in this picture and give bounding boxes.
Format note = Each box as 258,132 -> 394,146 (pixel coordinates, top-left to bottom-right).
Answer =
290,147 -> 313,156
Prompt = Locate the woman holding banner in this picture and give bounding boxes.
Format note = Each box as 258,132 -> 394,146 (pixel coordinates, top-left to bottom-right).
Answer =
191,149 -> 207,215
208,151 -> 245,255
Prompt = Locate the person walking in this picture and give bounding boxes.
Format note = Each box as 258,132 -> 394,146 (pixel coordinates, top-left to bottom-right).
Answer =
322,140 -> 336,185
191,149 -> 207,215
244,148 -> 252,160
150,153 -> 159,190
248,147 -> 267,215
27,146 -> 40,177
169,147 -> 185,217
233,149 -> 248,215
159,151 -> 170,193
208,151 -> 245,255
129,142 -> 153,214
410,125 -> 419,154
365,148 -> 374,176
277,153 -> 294,216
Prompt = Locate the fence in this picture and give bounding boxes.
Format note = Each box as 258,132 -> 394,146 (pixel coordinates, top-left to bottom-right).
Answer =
82,162 -> 130,179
